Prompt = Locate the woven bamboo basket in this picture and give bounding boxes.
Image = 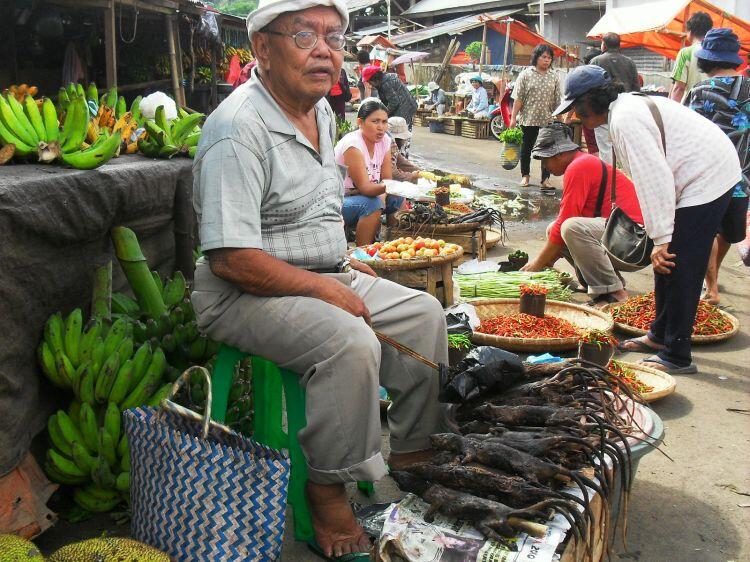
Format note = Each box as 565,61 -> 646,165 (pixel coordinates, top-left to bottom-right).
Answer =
470,299 -> 614,352
350,246 -> 464,271
460,118 -> 491,140
443,118 -> 462,136
387,225 -> 488,261
615,361 -> 676,403
602,303 -> 740,345
485,228 -> 503,249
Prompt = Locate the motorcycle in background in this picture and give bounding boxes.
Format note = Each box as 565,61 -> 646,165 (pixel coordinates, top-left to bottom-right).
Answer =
489,80 -> 514,141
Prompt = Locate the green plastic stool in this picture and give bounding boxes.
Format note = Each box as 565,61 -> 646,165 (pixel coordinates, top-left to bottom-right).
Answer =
209,344 -> 374,543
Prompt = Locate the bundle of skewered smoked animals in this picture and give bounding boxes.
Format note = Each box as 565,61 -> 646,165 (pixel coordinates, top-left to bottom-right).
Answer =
393,360 -> 665,562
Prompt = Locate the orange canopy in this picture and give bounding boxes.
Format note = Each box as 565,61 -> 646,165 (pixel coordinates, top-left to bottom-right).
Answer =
483,17 -> 576,62
587,0 -> 750,60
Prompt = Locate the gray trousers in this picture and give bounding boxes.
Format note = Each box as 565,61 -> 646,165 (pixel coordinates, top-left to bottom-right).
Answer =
548,217 -> 625,295
191,261 -> 448,485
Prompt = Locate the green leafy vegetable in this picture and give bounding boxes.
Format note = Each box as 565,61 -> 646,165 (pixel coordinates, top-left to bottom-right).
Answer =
498,127 -> 523,145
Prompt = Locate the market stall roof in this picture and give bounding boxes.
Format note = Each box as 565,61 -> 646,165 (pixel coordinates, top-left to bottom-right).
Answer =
587,0 -> 750,60
357,34 -> 398,49
402,0 -> 514,18
390,9 -> 519,46
351,21 -> 402,37
485,16 -> 575,60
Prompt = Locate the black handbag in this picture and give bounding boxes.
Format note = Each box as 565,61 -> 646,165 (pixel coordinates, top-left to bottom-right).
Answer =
601,94 -> 663,272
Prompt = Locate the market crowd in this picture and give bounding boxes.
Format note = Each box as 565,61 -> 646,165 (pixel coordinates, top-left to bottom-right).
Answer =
192,0 -> 747,558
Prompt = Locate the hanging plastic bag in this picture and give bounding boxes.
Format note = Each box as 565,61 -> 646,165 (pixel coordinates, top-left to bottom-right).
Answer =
500,142 -> 520,170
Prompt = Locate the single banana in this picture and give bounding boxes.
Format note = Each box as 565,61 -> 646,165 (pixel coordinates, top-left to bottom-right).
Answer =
111,292 -> 140,316
60,131 -> 120,169
71,441 -> 97,474
68,399 -> 82,425
45,458 -> 88,485
77,363 -> 97,405
47,414 -> 73,457
78,320 -> 102,366
117,433 -> 129,460
98,427 -> 117,469
54,349 -> 76,388
116,336 -> 134,366
86,82 -> 99,105
183,130 -> 201,148
155,105 -> 174,145
105,87 -> 118,109
115,97 -> 127,119
108,358 -> 134,405
44,312 -> 66,356
60,98 -> 88,153
48,448 -> 87,479
38,342 -> 67,388
162,272 -> 186,308
56,409 -> 92,454
151,270 -> 164,294
130,95 -> 142,124
6,94 -> 39,144
146,382 -> 172,407
103,401 -> 122,444
121,347 -> 166,410
171,112 -> 204,145
90,336 -> 106,375
58,98 -> 79,150
189,336 -> 208,361
102,317 -> 129,358
78,402 -> 100,452
57,88 -> 70,111
42,98 -> 59,143
24,95 -> 46,142
116,471 -> 131,492
75,83 -> 85,99
95,352 -> 120,403
157,143 -> 179,159
63,308 -> 83,366
129,343 -> 152,392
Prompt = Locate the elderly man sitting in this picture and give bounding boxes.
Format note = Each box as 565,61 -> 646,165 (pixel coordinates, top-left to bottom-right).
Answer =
191,0 -> 447,559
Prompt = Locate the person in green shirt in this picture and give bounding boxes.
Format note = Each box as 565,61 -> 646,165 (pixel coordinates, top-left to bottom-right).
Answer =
669,11 -> 712,103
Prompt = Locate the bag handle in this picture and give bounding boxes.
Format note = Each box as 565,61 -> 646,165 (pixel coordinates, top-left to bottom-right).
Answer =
594,159 -> 607,217
610,93 -> 667,204
161,366 -> 213,439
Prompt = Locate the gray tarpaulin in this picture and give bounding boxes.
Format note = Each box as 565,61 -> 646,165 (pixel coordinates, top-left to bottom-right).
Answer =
0,155 -> 194,475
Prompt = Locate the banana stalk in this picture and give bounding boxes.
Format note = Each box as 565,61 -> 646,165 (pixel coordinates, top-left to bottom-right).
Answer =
111,227 -> 167,319
91,261 -> 112,320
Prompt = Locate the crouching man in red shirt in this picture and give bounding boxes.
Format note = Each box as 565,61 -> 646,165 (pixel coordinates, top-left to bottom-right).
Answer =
521,122 -> 643,308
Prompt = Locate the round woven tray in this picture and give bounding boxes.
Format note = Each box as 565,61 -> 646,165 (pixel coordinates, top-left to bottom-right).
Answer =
602,303 -> 740,345
350,246 -> 464,271
485,228 -> 503,249
615,361 -> 676,403
470,299 -> 614,352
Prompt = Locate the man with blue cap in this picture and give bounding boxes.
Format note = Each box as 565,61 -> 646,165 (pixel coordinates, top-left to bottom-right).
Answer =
192,1 -> 448,559
554,64 -> 741,376
685,28 -> 749,305
466,75 -> 489,118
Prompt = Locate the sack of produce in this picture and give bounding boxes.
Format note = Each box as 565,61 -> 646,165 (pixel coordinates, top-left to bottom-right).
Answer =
498,127 -> 523,170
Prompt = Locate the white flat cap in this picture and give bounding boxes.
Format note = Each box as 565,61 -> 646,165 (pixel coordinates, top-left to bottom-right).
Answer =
246,0 -> 350,40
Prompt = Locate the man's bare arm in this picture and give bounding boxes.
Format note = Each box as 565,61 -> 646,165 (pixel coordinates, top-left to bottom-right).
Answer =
207,248 -> 371,323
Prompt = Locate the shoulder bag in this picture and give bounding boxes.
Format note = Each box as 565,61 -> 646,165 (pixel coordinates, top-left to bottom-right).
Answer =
601,93 -> 663,272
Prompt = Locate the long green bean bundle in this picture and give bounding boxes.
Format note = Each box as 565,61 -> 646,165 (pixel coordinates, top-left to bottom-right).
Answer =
454,270 -> 572,301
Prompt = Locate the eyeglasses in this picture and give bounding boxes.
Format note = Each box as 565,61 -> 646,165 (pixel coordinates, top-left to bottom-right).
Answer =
264,29 -> 346,51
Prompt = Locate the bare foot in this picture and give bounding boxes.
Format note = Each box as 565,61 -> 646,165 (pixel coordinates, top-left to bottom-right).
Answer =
389,449 -> 436,471
306,482 -> 371,558
702,291 -> 720,306
618,335 -> 665,351
519,176 -> 530,187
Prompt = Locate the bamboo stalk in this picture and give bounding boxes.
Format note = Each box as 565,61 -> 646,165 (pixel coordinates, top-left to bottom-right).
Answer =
111,226 -> 167,319
91,261 -> 112,320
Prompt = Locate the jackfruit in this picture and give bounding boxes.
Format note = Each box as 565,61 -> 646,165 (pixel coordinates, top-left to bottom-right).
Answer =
48,537 -> 171,561
0,534 -> 44,561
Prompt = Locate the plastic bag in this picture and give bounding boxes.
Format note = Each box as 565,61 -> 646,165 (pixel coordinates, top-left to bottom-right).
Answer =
456,258 -> 500,275
439,346 -> 524,403
446,312 -> 472,335
198,11 -> 221,46
139,92 -> 177,120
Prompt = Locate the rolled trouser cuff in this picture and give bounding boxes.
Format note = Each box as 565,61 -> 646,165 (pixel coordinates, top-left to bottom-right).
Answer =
306,451 -> 388,485
587,280 -> 624,295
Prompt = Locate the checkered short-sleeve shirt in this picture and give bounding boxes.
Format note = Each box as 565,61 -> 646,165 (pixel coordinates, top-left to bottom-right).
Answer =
513,67 -> 562,127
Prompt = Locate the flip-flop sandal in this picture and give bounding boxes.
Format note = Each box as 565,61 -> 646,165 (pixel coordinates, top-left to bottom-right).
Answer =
616,337 -> 663,353
585,294 -> 620,308
308,540 -> 371,561
641,355 -> 698,375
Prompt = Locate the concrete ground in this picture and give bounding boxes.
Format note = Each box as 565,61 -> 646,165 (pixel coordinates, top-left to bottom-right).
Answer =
36,126 -> 749,561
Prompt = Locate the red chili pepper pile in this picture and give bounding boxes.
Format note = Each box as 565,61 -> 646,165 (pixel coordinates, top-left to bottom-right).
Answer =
608,360 -> 654,394
477,313 -> 580,339
519,284 -> 548,296
611,292 -> 732,336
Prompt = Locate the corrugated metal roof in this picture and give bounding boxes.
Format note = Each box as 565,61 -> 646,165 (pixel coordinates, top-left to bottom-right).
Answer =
347,0 -> 383,12
391,9 -> 519,46
402,0 -> 519,18
352,21 -> 401,36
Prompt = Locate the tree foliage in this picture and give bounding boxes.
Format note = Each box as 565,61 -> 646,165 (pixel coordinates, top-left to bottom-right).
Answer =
213,0 -> 258,17
465,41 -> 483,62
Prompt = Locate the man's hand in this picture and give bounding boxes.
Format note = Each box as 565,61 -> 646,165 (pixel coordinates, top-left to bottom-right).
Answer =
410,170 -> 421,181
651,243 -> 676,275
311,275 -> 372,325
350,259 -> 377,277
520,260 -> 544,272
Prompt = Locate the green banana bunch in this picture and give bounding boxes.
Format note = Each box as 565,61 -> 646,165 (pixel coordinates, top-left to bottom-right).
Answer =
0,94 -> 64,162
138,104 -> 203,159
59,129 -> 121,170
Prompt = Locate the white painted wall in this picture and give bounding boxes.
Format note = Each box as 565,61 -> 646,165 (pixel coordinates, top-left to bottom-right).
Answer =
607,0 -> 749,22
